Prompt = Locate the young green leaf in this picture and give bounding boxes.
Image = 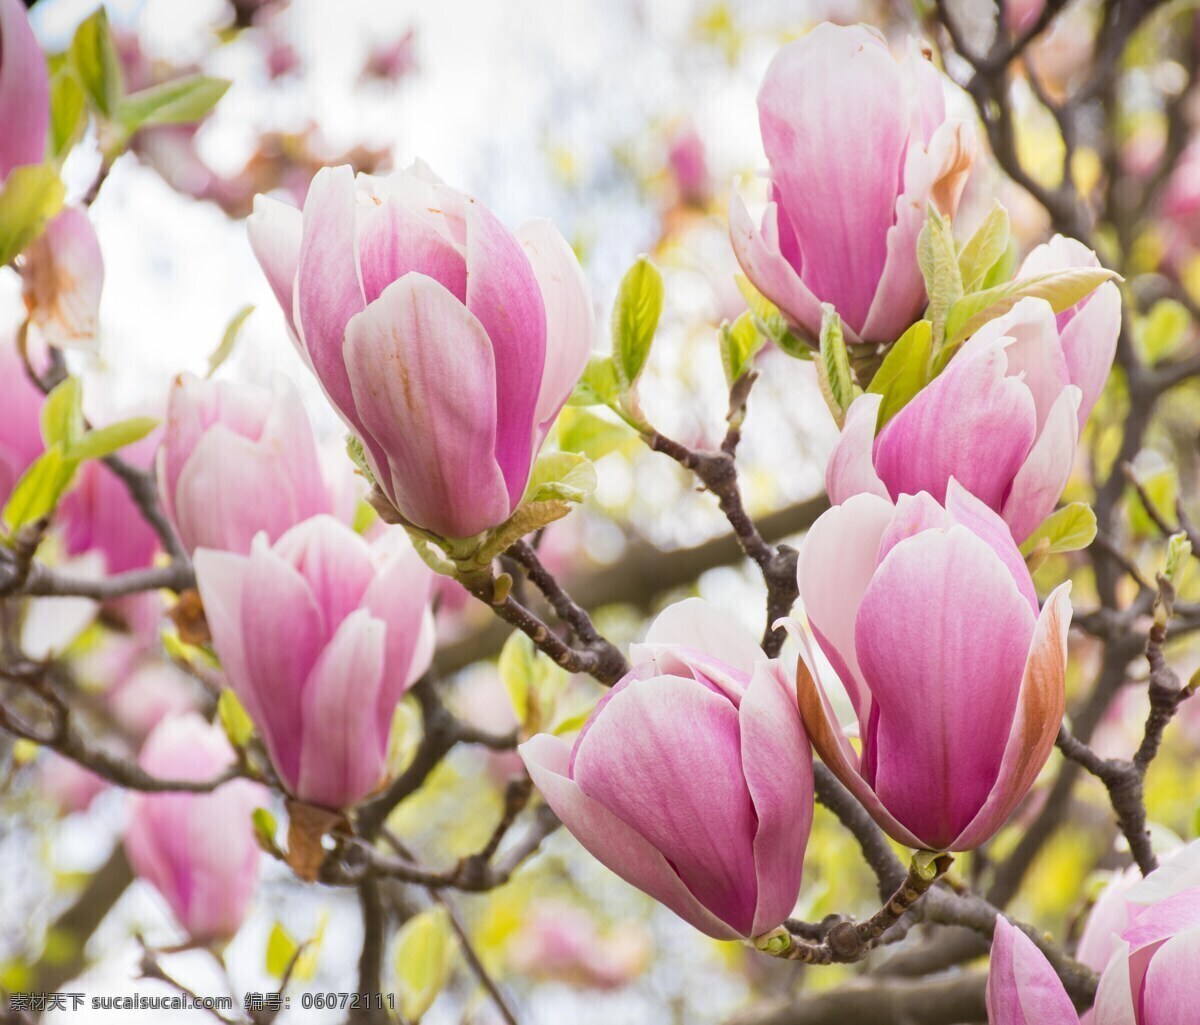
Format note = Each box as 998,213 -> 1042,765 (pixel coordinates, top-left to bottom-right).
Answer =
206,304 -> 255,378
2,446 -> 77,532
815,304 -> 861,428
1137,299 -> 1190,364
957,201 -> 1010,293
40,378 -> 84,450
611,256 -> 664,388
523,451 -> 597,505
0,164 -> 66,265
866,319 -> 933,427
943,267 -> 1120,348
394,907 -> 453,1022
217,689 -> 255,749
120,74 -> 232,131
69,7 -> 123,118
265,922 -> 299,979
555,408 -> 630,462
917,206 -> 963,345
719,311 -> 764,387
1018,502 -> 1098,557
68,416 -> 158,461
48,68 -> 87,159
567,354 -> 620,407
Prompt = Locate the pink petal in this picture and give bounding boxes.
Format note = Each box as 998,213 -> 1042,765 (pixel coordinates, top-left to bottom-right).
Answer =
22,207 -> 104,350
295,608 -> 388,808
857,527 -> 1036,850
798,493 -> 894,725
357,196 -> 467,305
757,24 -> 907,333
873,338 -> 1038,512
520,733 -> 741,940
272,515 -> 375,631
825,393 -> 887,506
343,274 -> 512,538
239,537 -> 327,790
248,195 -> 302,336
1060,281 -> 1120,427
516,218 -> 593,443
0,0 -> 49,179
1093,941 -> 1137,1025
1001,386 -> 1081,543
952,582 -> 1071,850
740,660 -> 812,936
193,548 -> 250,689
1141,925 -> 1200,1025
635,596 -> 764,677
571,675 -> 759,936
987,917 -> 1079,1025
463,197 -> 547,506
945,479 -> 1040,614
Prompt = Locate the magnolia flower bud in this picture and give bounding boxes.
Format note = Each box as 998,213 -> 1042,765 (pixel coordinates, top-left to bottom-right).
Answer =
0,0 -> 49,183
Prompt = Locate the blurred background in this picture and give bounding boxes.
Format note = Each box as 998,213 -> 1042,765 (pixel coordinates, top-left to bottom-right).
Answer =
2,0 -> 1199,1022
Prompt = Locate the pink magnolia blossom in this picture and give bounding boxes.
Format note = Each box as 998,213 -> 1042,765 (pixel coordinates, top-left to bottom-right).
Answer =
521,598 -> 813,940
794,484 -> 1071,852
0,334 -> 46,505
0,0 -> 49,183
827,245 -> 1120,543
40,754 -> 108,815
124,714 -> 265,945
20,207 -> 105,350
731,23 -> 975,345
986,917 -> 1079,1025
158,373 -> 332,555
248,161 -> 593,538
195,516 -> 435,809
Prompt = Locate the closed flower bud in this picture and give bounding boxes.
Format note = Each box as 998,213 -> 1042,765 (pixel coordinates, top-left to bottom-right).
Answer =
731,24 -> 975,345
124,714 -> 266,945
248,161 -> 593,539
0,0 -> 49,183
158,373 -> 332,555
521,598 -> 813,940
794,483 -> 1071,852
194,516 -> 435,809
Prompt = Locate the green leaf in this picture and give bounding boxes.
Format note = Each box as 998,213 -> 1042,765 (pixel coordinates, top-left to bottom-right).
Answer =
1164,531 -> 1193,590
735,273 -> 787,344
555,409 -> 629,462
68,7 -> 123,119
252,807 -> 281,856
1138,299 -> 1190,364
567,354 -> 620,407
552,699 -> 598,736
814,304 -> 861,428
120,74 -> 231,131
524,451 -> 597,505
67,416 -> 158,461
957,201 -> 1011,293
48,68 -> 87,159
1127,467 -> 1178,538
394,907 -> 453,1022
1019,503 -> 1098,557
611,256 -> 664,388
40,378 -> 84,450
0,164 -> 66,265
866,320 -> 933,427
345,434 -> 377,489
719,311 -> 764,387
206,304 -> 254,378
265,922 -> 298,979
217,689 -> 254,748
498,631 -> 568,733
942,267 -> 1121,350
2,446 -> 78,532
917,206 -> 963,346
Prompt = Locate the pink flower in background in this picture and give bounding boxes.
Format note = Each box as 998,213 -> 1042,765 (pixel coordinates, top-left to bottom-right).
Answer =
195,516 -> 435,809
40,755 -> 108,815
521,599 -> 813,940
20,207 -> 105,351
827,267 -> 1119,543
158,373 -> 332,555
731,23 -> 975,344
248,161 -> 593,538
667,124 -> 710,206
0,334 -> 46,505
507,902 -> 649,989
363,28 -> 417,82
794,485 -> 1071,852
107,661 -> 201,742
0,0 -> 49,183
124,714 -> 265,945
60,430 -> 161,574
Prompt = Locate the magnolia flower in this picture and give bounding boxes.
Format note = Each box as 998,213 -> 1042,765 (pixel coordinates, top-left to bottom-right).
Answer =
125,714 -> 265,944
20,207 -> 105,350
521,598 -> 813,940
248,161 -> 592,538
0,334 -> 45,505
731,23 -> 975,345
158,373 -> 332,555
828,280 -> 1118,543
195,516 -> 435,809
794,484 -> 1071,852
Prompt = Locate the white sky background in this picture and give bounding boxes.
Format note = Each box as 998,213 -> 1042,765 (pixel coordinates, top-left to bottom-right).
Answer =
8,1 -> 878,1021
